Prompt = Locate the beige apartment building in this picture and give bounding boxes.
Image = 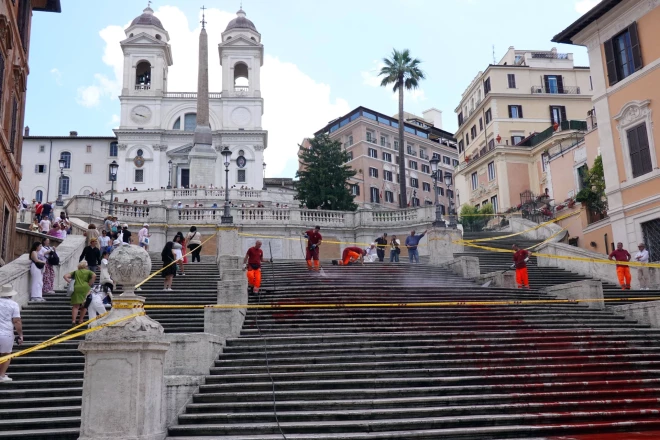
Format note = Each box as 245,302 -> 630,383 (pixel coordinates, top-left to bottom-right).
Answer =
309,106 -> 458,211
453,46 -> 593,213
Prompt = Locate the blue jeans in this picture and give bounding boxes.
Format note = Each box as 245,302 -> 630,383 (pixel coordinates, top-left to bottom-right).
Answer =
390,250 -> 399,262
409,249 -> 419,263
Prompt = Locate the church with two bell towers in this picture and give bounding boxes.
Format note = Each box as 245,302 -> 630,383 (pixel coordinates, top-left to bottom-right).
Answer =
114,4 -> 267,190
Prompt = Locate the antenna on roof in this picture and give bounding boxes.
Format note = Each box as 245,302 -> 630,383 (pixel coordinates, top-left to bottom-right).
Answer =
492,45 -> 496,64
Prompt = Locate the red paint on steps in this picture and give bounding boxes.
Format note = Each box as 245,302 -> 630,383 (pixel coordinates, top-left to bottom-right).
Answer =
544,428 -> 660,439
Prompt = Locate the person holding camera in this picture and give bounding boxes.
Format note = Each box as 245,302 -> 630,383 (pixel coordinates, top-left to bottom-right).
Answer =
0,285 -> 23,382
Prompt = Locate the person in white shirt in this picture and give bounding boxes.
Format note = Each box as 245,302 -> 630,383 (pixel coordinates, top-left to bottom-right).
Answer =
0,285 -> 22,382
635,242 -> 650,290
38,218 -> 51,234
364,244 -> 378,263
138,223 -> 151,251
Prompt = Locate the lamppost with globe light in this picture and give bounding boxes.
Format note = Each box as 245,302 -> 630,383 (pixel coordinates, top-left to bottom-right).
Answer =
429,157 -> 444,227
56,158 -> 66,206
444,173 -> 457,229
167,160 -> 173,189
221,147 -> 233,224
108,160 -> 119,215
262,162 -> 267,190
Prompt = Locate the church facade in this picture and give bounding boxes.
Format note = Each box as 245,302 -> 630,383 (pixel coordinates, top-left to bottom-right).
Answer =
20,6 -> 268,202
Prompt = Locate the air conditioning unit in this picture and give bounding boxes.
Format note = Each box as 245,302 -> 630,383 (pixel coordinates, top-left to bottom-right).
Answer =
535,87 -> 543,93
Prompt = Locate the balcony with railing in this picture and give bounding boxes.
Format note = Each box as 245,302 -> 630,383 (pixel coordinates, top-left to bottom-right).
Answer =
531,52 -> 569,59
531,85 -> 581,95
234,86 -> 249,96
135,84 -> 151,91
163,92 -> 223,99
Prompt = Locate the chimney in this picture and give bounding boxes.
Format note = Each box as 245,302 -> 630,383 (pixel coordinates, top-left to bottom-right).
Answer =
69,131 -> 78,137
24,126 -> 29,137
422,108 -> 443,130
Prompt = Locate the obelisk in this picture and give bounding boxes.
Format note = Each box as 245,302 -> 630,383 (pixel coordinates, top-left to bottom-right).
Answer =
189,6 -> 217,187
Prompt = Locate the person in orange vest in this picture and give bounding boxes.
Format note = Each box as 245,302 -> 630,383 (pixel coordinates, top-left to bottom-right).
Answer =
302,226 -> 322,271
609,242 -> 632,290
511,244 -> 531,289
333,246 -> 366,266
243,241 -> 264,294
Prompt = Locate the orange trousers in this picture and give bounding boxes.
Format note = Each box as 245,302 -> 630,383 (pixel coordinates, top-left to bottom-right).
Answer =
515,267 -> 529,288
339,251 -> 360,266
306,259 -> 320,270
616,266 -> 632,289
247,268 -> 262,290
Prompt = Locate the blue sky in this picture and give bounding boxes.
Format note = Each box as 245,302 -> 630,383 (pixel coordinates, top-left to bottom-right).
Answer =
25,0 -> 599,177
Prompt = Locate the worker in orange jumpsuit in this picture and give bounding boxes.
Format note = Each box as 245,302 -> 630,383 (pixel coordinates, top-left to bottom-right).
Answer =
303,226 -> 322,271
243,240 -> 264,294
609,242 -> 632,290
512,244 -> 531,289
334,246 -> 366,266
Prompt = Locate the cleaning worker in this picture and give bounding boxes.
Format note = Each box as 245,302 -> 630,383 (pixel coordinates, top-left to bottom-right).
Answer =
243,240 -> 264,294
303,226 -> 322,271
333,246 -> 366,266
511,243 -> 531,289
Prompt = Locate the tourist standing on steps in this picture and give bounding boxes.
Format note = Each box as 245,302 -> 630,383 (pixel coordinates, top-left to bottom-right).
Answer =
40,238 -> 56,295
375,233 -> 388,262
303,226 -> 323,271
80,238 -> 102,273
29,242 -> 46,302
243,241 -> 264,294
186,226 -> 202,263
405,230 -> 427,263
609,242 -> 632,290
172,233 -> 186,276
121,224 -> 132,244
0,285 -> 22,382
99,230 -> 112,255
100,251 -> 115,296
64,261 -> 96,326
84,224 -> 100,249
390,235 -> 401,262
635,243 -> 650,290
138,223 -> 151,251
161,241 -> 177,291
38,216 -> 51,234
512,244 -> 531,289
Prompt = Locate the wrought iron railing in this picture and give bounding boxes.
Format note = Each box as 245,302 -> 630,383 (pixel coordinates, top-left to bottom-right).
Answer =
531,85 -> 581,94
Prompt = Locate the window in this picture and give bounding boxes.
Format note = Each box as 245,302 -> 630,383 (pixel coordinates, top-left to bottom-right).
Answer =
604,23 -> 642,85
508,105 -> 523,119
436,186 -> 445,196
173,117 -> 181,130
59,175 -> 70,195
34,164 -> 47,174
109,142 -> 118,157
483,77 -> 491,94
1,207 -> 8,261
350,184 -> 360,196
184,113 -> 197,131
383,152 -> 392,162
410,178 -> 419,188
86,145 -> 92,153
488,138 -> 495,149
411,197 -> 420,207
366,131 -> 374,143
394,140 -> 399,149
458,112 -> 464,126
466,133 -> 470,145
407,144 -> 414,154
134,169 -> 144,183
60,151 -> 71,169
423,182 -> 431,192
384,170 -> 393,181
511,135 -> 524,145
432,153 -> 440,160
421,164 -> 430,174
369,167 -> 379,178
35,190 -> 43,203
380,135 -> 386,146
550,106 -> 567,124
346,151 -> 353,161
479,118 -> 483,131
471,172 -> 478,190
452,159 -> 459,167
577,164 -> 589,190
627,122 -> 653,178
487,161 -> 495,181
0,51 -> 4,115
84,164 -> 92,174
385,190 -> 394,203
237,169 -> 246,183
368,148 -> 378,158
458,140 -> 464,153
470,125 -> 477,138
39,145 -> 45,153
485,108 -> 492,124
507,74 -> 516,88
408,160 -> 418,170
443,156 -> 451,165
370,187 -> 380,204
9,97 -> 17,153
490,196 -> 499,213
348,135 -> 354,146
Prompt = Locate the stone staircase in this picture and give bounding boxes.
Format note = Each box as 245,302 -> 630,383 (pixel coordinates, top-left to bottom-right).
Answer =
458,232 -> 660,305
0,256 -> 220,440
167,260 -> 660,439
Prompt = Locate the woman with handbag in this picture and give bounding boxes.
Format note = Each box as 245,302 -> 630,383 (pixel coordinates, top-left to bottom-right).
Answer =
186,226 -> 202,263
63,261 -> 96,326
161,242 -> 177,291
40,238 -> 57,295
29,242 -> 46,302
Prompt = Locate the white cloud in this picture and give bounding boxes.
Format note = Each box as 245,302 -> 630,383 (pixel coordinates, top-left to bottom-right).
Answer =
390,87 -> 427,104
575,0 -> 601,14
361,60 -> 384,87
81,5 -> 350,177
109,114 -> 120,128
50,68 -> 62,86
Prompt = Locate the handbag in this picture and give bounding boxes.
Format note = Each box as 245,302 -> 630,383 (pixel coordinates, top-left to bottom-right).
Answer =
47,249 -> 60,266
141,236 -> 149,245
66,271 -> 76,297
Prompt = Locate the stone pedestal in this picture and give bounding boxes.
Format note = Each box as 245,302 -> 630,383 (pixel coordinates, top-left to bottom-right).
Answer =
445,256 -> 480,278
477,270 -> 517,288
428,228 -> 463,265
217,227 -> 241,263
205,276 -> 248,339
612,300 -> 660,327
543,280 -> 604,309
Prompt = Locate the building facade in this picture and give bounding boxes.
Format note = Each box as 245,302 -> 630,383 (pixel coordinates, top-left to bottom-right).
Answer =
310,106 -> 458,211
453,47 -> 593,213
0,0 -> 60,265
553,0 -> 660,261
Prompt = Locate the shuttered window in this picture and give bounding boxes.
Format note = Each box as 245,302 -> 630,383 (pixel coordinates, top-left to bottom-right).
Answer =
0,51 -> 4,115
9,97 -> 17,153
627,123 -> 653,178
604,22 -> 643,86
483,77 -> 491,94
508,105 -> 523,119
550,106 -> 567,124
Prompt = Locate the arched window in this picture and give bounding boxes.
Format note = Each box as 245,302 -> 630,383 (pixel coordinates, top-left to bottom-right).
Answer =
60,151 -> 71,169
136,61 -> 151,88
184,113 -> 197,131
234,62 -> 249,89
173,117 -> 180,130
59,176 -> 70,196
109,141 -> 118,157
35,190 -> 43,202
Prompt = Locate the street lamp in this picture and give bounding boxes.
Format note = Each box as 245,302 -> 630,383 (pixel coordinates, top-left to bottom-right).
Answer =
221,147 -> 233,224
444,173 -> 457,229
56,158 -> 66,206
108,160 -> 119,215
167,160 -> 173,189
429,157 -> 444,227
262,162 -> 267,191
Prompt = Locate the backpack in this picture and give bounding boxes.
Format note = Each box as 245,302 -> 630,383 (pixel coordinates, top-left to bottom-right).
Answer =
47,249 -> 60,266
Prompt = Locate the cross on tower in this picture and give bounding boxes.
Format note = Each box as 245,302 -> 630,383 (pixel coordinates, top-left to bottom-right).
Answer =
200,5 -> 206,29
148,0 -> 152,7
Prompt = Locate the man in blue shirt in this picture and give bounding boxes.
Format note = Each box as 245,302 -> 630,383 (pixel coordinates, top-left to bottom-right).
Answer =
405,229 -> 427,263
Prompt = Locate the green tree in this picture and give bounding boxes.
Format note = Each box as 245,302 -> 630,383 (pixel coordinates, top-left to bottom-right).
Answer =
460,203 -> 494,232
378,48 -> 426,208
295,134 -> 358,211
575,155 -> 607,214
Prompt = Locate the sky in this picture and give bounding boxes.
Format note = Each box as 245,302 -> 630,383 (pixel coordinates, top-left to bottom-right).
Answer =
25,0 -> 601,178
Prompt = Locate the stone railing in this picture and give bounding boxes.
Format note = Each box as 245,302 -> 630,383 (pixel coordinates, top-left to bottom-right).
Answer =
106,188 -> 294,205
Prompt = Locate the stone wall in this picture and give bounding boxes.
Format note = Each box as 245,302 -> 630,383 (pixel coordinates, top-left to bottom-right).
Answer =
507,216 -> 567,241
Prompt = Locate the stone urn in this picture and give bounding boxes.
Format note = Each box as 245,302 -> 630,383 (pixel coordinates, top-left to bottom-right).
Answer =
107,244 -> 152,297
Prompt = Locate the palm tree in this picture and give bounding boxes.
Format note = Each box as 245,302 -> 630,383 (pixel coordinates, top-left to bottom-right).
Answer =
379,49 -> 425,208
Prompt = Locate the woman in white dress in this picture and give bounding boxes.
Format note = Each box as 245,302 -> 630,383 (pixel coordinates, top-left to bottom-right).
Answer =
29,242 -> 46,302
172,234 -> 185,276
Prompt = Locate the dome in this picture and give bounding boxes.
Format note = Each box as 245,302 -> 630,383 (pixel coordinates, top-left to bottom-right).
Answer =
224,8 -> 258,32
130,6 -> 165,30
